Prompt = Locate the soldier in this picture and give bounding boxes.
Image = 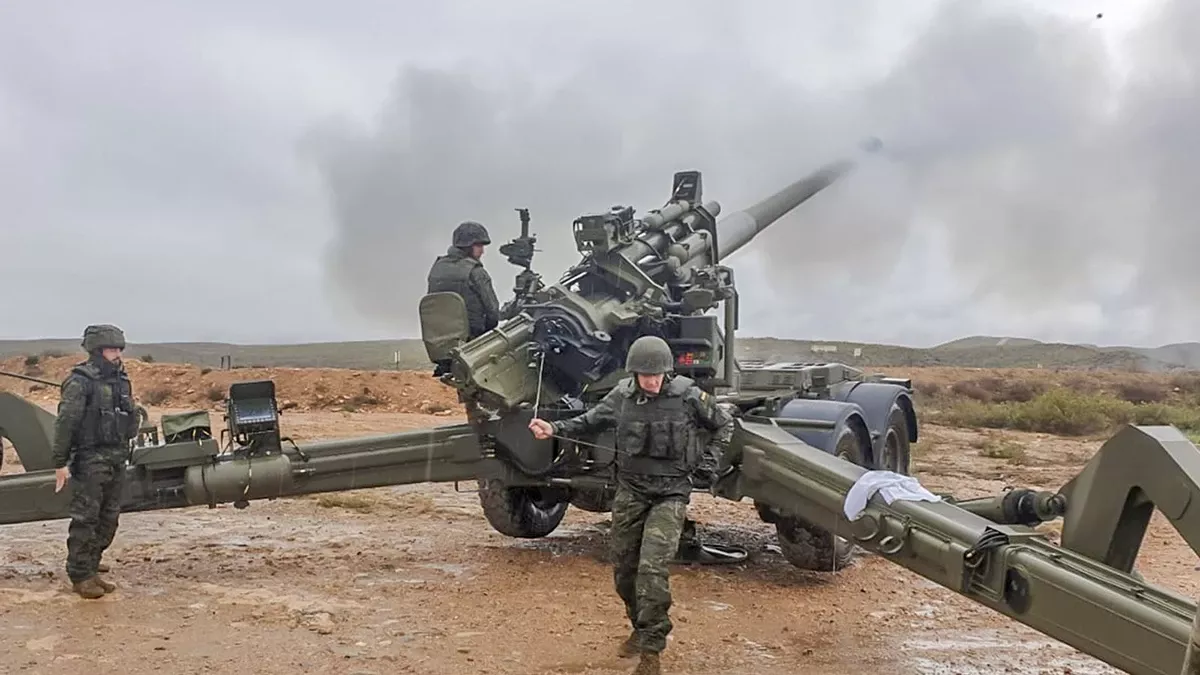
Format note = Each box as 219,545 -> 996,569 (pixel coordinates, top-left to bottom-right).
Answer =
52,324 -> 139,599
426,220 -> 501,341
528,335 -> 733,675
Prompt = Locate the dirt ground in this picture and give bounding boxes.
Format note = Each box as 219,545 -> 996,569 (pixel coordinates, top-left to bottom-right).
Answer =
2,365 -> 1199,674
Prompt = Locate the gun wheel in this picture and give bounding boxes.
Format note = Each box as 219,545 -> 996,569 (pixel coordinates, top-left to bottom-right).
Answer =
878,403 -> 912,475
773,423 -> 869,572
478,479 -> 569,538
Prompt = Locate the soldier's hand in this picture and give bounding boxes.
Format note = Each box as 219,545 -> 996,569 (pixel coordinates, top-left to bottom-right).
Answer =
54,467 -> 70,493
528,418 -> 554,440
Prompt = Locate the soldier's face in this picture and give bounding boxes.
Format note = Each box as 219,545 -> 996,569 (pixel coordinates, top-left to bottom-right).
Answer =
101,347 -> 122,362
470,244 -> 485,259
636,373 -> 664,394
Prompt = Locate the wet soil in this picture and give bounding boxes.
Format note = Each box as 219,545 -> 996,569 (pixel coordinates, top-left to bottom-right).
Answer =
2,410 -> 1198,674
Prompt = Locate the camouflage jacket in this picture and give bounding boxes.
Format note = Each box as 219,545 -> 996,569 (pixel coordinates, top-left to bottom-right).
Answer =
52,358 -> 137,468
552,374 -> 733,498
426,246 -> 501,339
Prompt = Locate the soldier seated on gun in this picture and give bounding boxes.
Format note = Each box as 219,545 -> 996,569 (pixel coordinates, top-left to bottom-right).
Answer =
426,220 -> 501,376
528,335 -> 733,675
53,324 -> 139,599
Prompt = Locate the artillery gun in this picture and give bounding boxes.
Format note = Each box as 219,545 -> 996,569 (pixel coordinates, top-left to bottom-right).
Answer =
5,148 -> 1200,672
418,142 -> 918,566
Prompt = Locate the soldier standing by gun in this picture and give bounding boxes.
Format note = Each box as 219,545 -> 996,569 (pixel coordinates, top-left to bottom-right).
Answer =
528,335 -> 733,675
53,324 -> 139,599
426,221 -> 502,343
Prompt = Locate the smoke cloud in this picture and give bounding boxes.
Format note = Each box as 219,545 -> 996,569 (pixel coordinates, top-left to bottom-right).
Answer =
307,0 -> 1197,346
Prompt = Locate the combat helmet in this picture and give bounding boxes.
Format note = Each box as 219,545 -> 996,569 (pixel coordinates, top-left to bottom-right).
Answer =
625,335 -> 674,374
81,324 -> 126,353
452,221 -> 491,248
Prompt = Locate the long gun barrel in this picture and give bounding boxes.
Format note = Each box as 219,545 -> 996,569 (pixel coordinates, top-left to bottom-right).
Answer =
717,158 -> 856,259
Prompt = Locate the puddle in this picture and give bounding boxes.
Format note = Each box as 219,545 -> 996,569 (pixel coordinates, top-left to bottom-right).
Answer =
900,629 -> 1120,675
419,562 -> 472,577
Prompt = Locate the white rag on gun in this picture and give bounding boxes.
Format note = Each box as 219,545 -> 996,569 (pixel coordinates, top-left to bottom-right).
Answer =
843,470 -> 941,520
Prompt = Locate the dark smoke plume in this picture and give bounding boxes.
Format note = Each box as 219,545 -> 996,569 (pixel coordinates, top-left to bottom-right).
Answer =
306,0 -> 1199,346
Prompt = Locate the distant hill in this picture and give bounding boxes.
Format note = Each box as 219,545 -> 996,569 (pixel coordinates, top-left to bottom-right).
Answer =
1139,343 -> 1200,369
0,339 -> 432,371
3,334 -> 1198,372
935,335 -> 1044,349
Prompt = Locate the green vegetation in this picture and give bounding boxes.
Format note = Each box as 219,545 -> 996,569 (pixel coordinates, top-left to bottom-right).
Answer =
928,385 -> 1200,437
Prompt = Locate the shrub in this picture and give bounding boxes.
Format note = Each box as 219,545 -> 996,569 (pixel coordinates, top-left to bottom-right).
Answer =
1115,381 -> 1169,404
933,387 -> 1200,437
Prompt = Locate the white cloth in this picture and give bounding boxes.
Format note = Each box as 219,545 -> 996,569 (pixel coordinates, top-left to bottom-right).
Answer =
843,470 -> 941,520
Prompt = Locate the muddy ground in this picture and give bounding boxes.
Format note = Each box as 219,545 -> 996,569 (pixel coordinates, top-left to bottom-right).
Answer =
3,406 -> 1198,675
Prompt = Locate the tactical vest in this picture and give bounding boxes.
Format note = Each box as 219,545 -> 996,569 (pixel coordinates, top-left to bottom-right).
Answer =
614,376 -> 700,477
69,362 -> 137,449
427,248 -> 488,338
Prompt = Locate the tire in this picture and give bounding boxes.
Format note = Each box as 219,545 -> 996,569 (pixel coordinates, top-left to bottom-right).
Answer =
773,423 -> 870,571
879,403 -> 912,475
477,479 -> 569,538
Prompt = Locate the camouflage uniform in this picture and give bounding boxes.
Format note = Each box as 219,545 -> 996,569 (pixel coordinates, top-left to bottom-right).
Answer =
548,337 -> 733,672
53,325 -> 138,598
426,221 -> 501,341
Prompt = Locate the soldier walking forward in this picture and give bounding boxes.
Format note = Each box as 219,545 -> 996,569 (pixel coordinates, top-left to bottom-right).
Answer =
53,324 -> 139,599
529,336 -> 733,674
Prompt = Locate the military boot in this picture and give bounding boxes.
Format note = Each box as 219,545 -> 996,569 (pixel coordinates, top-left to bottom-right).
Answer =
93,576 -> 117,593
71,578 -> 105,599
617,631 -> 639,658
632,652 -> 660,675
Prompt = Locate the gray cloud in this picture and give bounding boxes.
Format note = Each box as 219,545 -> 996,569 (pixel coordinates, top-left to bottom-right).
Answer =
1,1 -> 1194,347
308,0 -> 1199,347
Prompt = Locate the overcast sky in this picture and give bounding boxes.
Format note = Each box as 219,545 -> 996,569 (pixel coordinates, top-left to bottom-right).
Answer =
2,0 -> 1193,348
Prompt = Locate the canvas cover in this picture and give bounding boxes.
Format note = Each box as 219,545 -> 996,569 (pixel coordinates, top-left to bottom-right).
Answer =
161,410 -> 212,442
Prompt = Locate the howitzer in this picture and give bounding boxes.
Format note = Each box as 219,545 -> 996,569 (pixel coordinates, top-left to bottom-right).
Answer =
417,144 -> 919,566
15,144 -> 1200,670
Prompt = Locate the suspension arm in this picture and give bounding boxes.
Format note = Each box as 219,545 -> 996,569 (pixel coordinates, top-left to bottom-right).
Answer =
714,419 -> 1197,675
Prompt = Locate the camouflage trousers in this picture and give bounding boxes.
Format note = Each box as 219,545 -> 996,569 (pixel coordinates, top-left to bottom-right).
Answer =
610,484 -> 688,654
65,450 -> 127,583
